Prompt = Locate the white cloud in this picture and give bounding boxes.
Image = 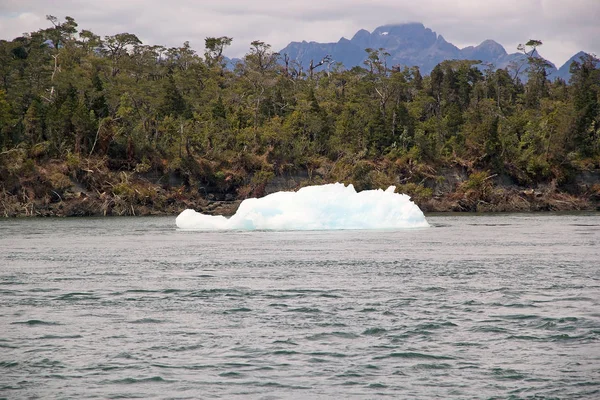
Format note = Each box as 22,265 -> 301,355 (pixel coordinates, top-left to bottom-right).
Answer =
0,0 -> 599,67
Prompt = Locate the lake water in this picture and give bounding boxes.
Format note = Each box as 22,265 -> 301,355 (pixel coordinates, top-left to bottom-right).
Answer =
1,213 -> 599,399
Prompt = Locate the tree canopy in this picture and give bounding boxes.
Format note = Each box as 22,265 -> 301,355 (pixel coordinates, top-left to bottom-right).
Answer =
1,17 -> 599,215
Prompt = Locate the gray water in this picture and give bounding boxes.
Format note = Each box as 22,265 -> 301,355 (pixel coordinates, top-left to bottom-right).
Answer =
1,213 -> 599,399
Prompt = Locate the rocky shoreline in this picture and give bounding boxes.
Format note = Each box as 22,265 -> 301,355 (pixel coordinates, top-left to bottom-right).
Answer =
2,177 -> 598,218
2,154 -> 599,218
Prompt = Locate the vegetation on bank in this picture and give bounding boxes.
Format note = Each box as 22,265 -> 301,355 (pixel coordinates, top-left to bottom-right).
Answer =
1,17 -> 599,216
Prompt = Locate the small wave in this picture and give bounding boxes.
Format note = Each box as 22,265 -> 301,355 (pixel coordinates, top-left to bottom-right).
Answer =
268,303 -> 288,308
124,289 -> 159,294
171,344 -> 204,352
129,318 -> 165,324
28,288 -> 60,293
557,296 -> 594,302
0,280 -> 25,285
337,371 -> 362,378
105,376 -> 173,384
31,358 -> 65,368
43,374 -> 70,380
413,363 -> 452,369
306,332 -> 359,340
264,293 -> 306,299
272,350 -> 299,355
454,342 -> 483,347
470,326 -> 510,333
374,352 -> 455,360
219,371 -> 243,378
11,319 -> 61,326
494,314 -> 540,320
38,335 -> 83,340
272,339 -> 298,346
536,321 -> 558,329
547,333 -> 588,341
287,307 -> 321,313
162,289 -> 184,294
114,352 -> 135,359
187,289 -> 244,298
423,286 -> 446,292
415,321 -> 458,330
54,292 -> 100,300
317,322 -> 348,328
362,327 -> 387,336
319,293 -> 342,298
253,381 -> 311,390
309,351 -> 347,358
222,362 -> 255,368
492,303 -> 537,308
224,307 -> 252,313
368,383 -> 388,388
490,368 -> 526,380
253,366 -> 275,371
507,335 -> 542,341
152,363 -> 211,370
0,361 -> 18,368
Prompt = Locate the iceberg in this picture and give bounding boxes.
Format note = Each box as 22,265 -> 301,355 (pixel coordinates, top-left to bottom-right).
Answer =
176,183 -> 429,230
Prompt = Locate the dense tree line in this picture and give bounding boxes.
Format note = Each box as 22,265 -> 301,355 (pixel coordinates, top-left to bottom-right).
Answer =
0,17 -> 599,214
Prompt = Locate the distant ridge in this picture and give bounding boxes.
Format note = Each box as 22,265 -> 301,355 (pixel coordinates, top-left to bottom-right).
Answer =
278,23 -> 590,80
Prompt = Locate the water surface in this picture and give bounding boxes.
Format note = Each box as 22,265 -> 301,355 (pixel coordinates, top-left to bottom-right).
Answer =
1,213 -> 599,399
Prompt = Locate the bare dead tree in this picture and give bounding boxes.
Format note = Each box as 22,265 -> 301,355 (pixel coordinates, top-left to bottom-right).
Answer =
308,55 -> 332,79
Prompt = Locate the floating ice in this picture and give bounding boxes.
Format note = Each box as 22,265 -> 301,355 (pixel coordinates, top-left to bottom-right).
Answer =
176,183 -> 429,230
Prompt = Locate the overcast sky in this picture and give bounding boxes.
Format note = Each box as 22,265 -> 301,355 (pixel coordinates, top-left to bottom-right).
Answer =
1,0 -> 599,67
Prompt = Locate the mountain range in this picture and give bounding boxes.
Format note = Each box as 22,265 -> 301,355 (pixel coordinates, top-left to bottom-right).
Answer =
278,23 -> 589,81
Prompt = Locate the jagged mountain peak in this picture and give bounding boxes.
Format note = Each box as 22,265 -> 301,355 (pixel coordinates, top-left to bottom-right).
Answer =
350,29 -> 370,41
555,51 -> 596,81
373,22 -> 429,36
278,23 -> 584,80
477,40 -> 506,54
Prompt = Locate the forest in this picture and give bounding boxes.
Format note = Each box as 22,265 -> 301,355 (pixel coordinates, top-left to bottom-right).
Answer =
1,16 -> 599,216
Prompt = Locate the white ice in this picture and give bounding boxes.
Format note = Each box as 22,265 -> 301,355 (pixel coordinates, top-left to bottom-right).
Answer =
176,183 -> 429,230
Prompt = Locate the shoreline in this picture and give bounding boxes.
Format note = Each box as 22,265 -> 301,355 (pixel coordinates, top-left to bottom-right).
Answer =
2,157 -> 599,218
2,189 -> 597,218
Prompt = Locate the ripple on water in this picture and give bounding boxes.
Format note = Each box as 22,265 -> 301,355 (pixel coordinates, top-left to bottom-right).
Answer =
151,363 -> 212,370
374,352 -> 456,360
306,331 -> 360,340
128,318 -> 165,324
308,351 -> 348,358
54,292 -> 100,301
38,334 -> 83,340
414,321 -> 458,330
2,214 -> 599,399
490,367 -> 527,381
413,363 -> 452,370
224,307 -> 252,313
272,350 -> 299,356
287,307 -> 321,313
0,361 -> 19,368
219,371 -> 244,378
362,327 -> 388,335
470,326 -> 511,334
104,376 -> 175,384
11,319 -> 62,326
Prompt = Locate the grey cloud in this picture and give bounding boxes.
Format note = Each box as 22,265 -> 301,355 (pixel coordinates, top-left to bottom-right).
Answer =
0,0 -> 599,66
